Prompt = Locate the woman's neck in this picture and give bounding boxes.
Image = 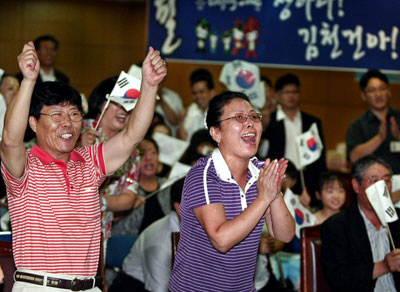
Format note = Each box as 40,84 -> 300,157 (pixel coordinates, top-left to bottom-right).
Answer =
221,150 -> 249,190
139,175 -> 158,192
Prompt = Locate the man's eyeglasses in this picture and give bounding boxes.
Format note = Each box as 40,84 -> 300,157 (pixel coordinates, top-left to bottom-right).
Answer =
364,86 -> 388,95
365,176 -> 392,187
40,111 -> 84,122
219,113 -> 262,124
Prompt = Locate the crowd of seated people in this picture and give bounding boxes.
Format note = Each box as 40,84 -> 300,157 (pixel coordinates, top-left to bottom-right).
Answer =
1,33 -> 399,292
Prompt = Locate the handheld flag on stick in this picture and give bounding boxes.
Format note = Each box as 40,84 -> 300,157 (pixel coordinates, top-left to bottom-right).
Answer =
283,188 -> 317,239
296,123 -> 323,189
296,123 -> 323,168
366,180 -> 398,249
108,71 -> 141,112
94,71 -> 141,130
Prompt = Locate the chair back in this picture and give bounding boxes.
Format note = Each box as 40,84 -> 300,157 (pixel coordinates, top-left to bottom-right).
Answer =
300,225 -> 329,292
0,240 -> 15,292
105,234 -> 138,269
171,232 -> 180,267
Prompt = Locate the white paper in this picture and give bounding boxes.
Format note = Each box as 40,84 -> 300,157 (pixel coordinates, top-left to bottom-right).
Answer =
159,162 -> 191,190
152,132 -> 189,166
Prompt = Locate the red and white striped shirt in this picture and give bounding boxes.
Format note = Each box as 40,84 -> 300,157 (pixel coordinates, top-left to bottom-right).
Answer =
1,143 -> 107,276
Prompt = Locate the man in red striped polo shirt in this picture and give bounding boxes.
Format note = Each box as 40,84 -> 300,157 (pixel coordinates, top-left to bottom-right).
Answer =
0,42 -> 166,292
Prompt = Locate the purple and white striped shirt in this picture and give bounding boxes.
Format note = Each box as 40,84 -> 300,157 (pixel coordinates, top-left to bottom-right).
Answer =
169,149 -> 265,292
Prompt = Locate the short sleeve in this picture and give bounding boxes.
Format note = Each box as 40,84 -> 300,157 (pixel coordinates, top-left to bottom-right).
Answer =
184,160 -> 223,209
1,152 -> 29,198
346,119 -> 364,158
81,142 -> 108,186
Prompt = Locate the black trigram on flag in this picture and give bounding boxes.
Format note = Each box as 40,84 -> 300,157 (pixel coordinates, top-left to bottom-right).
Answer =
117,77 -> 129,88
383,187 -> 390,197
385,207 -> 396,218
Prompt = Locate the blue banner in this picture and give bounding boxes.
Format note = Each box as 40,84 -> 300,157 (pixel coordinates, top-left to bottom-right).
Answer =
148,0 -> 400,72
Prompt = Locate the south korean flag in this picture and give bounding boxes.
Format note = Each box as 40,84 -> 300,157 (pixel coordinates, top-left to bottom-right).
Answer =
366,180 -> 398,225
108,71 -> 141,112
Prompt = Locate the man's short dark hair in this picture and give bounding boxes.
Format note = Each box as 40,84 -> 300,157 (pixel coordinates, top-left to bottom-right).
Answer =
34,35 -> 59,50
30,82 -> 83,119
260,75 -> 272,88
190,68 -> 214,90
352,155 -> 392,184
275,73 -> 300,92
359,69 -> 388,92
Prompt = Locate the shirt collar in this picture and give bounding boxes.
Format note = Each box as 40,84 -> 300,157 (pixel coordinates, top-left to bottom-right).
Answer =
40,68 -> 55,77
358,203 -> 384,231
276,104 -> 301,122
31,144 -> 85,165
211,148 -> 260,183
366,107 -> 395,121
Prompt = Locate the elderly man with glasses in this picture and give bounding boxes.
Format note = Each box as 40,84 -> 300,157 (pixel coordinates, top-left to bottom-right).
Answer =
0,42 -> 166,292
321,155 -> 400,292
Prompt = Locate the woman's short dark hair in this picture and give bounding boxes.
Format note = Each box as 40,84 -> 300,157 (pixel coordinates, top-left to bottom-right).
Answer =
86,76 -> 118,119
140,136 -> 159,154
206,91 -> 249,129
318,171 -> 345,192
30,81 -> 83,119
0,73 -> 18,86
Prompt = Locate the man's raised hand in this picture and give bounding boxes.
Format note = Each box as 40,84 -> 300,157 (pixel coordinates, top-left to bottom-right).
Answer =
17,41 -> 39,81
142,46 -> 167,88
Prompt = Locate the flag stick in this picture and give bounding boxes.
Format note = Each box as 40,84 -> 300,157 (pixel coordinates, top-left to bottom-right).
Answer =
94,98 -> 111,131
386,223 -> 396,250
300,167 -> 306,190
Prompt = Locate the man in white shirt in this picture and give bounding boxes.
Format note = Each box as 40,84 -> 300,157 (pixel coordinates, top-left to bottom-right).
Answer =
178,69 -> 215,141
108,178 -> 184,292
16,35 -> 69,85
155,80 -> 183,137
262,73 -> 326,206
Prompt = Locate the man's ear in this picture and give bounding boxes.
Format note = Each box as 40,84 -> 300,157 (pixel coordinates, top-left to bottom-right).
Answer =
209,126 -> 221,145
28,116 -> 38,133
351,178 -> 360,195
361,91 -> 367,103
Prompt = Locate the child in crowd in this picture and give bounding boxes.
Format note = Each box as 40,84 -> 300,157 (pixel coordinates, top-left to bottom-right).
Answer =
313,171 -> 346,224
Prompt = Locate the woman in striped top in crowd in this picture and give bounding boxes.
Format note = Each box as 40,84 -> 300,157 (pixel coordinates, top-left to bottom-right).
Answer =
169,91 -> 295,292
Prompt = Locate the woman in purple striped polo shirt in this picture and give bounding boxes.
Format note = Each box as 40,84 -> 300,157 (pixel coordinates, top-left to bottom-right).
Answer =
169,91 -> 295,291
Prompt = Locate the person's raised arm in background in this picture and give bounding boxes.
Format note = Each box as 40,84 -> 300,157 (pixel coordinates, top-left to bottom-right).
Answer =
103,47 -> 167,173
1,42 -> 39,178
